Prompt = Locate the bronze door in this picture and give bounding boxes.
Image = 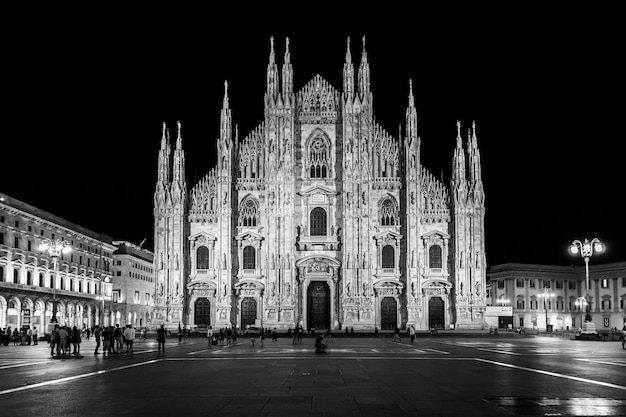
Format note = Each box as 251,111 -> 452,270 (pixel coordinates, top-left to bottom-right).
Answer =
241,297 -> 257,329
428,297 -> 445,329
307,282 -> 330,330
381,297 -> 398,330
194,298 -> 210,326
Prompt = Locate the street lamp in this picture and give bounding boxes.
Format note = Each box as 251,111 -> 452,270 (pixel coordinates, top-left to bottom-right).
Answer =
574,296 -> 587,331
38,238 -> 72,326
496,298 -> 510,306
538,288 -> 555,332
96,277 -> 113,327
569,238 -> 603,324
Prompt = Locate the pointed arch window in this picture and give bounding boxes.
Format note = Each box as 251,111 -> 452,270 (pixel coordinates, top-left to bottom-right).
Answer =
310,207 -> 327,236
309,137 -> 329,178
243,246 -> 256,270
382,245 -> 395,268
429,245 -> 442,269
239,197 -> 259,227
197,246 -> 209,270
379,197 -> 399,226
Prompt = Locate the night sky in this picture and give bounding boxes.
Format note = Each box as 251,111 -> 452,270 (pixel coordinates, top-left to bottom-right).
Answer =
2,10 -> 623,267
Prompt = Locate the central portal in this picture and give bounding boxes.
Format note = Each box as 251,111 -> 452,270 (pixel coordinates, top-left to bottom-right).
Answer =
307,281 -> 330,331
241,297 -> 257,330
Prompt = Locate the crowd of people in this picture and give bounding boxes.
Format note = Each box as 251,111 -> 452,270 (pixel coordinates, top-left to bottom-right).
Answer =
0,326 -> 39,346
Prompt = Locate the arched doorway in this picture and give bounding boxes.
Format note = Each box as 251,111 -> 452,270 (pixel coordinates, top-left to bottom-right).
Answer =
428,297 -> 445,329
380,297 -> 397,330
194,298 -> 210,327
241,297 -> 257,330
307,281 -> 330,331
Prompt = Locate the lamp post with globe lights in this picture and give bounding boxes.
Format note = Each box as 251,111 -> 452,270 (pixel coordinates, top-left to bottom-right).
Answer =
538,288 -> 555,331
574,296 -> 587,332
569,238 -> 603,330
38,239 -> 72,326
96,277 -> 113,327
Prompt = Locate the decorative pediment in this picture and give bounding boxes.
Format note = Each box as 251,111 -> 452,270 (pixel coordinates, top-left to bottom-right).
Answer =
295,255 -> 341,268
298,185 -> 339,197
235,231 -> 264,245
297,75 -> 340,123
374,230 -> 403,247
422,279 -> 453,291
188,232 -> 218,244
373,280 -> 404,289
186,279 -> 216,290
422,230 -> 451,240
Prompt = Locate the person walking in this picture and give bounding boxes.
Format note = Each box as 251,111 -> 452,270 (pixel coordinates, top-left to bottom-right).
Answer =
156,324 -> 166,352
32,326 -> 38,345
272,328 -> 277,342
259,328 -> 265,348
58,326 -> 70,354
50,325 -> 59,355
123,325 -> 135,354
409,325 -> 416,344
393,327 -> 401,342
113,324 -> 124,354
71,325 -> 81,355
94,325 -> 102,355
102,326 -> 113,356
207,326 -> 213,348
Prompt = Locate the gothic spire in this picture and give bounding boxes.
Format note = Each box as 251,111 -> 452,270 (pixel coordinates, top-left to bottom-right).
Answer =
357,36 -> 370,96
468,121 -> 484,205
220,80 -> 232,145
266,36 -> 280,101
157,122 -> 171,184
172,121 -> 186,186
282,37 -> 293,98
343,36 -> 354,101
451,120 -> 467,201
405,79 -> 418,145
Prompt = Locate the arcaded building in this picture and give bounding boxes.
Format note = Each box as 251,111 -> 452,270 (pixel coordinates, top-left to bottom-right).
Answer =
152,37 -> 488,332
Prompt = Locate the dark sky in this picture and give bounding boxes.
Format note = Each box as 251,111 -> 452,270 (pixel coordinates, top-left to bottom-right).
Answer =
2,9 -> 623,267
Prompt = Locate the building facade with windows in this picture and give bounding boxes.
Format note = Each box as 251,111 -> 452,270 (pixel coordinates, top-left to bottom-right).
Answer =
0,193 -> 116,334
153,38 -> 488,332
488,262 -> 626,331
110,241 -> 155,329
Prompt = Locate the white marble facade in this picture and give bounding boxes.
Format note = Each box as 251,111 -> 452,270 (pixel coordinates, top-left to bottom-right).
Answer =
153,37 -> 487,332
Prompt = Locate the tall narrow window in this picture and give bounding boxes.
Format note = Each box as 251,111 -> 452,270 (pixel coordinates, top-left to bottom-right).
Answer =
382,245 -> 395,268
379,197 -> 399,226
13,269 -> 19,284
309,137 -> 329,178
197,246 -> 210,269
0,266 -> 4,281
39,273 -> 44,287
429,245 -> 442,268
310,207 -> 327,236
239,197 -> 259,227
243,246 -> 256,270
26,271 -> 32,285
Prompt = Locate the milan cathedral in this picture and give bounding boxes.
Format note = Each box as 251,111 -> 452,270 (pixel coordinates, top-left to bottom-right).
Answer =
153,37 -> 487,332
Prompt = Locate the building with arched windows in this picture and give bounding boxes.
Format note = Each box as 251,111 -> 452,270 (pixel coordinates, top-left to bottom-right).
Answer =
0,193 -> 116,335
153,38 -> 488,332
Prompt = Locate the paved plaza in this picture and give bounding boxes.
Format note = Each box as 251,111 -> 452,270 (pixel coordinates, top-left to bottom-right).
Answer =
1,332 -> 625,416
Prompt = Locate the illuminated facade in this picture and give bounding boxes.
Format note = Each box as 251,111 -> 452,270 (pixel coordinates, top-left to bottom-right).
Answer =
488,262 -> 626,331
0,193 -> 116,334
153,38 -> 488,331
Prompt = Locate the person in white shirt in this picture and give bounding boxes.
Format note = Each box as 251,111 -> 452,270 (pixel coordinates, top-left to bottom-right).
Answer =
123,325 -> 136,354
207,326 -> 213,348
